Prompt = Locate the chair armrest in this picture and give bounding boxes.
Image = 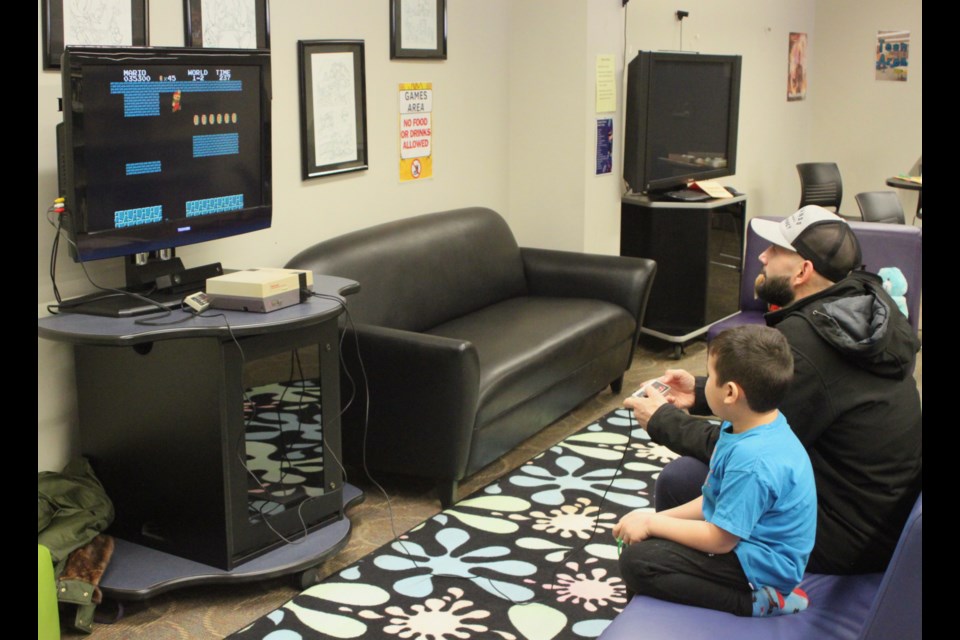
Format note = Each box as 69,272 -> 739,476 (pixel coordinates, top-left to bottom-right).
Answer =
340,323 -> 481,481
860,492 -> 922,640
38,545 -> 59,640
521,247 -> 657,342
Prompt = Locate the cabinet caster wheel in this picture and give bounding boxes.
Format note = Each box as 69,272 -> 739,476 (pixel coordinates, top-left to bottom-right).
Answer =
298,567 -> 321,589
671,344 -> 684,360
94,598 -> 125,624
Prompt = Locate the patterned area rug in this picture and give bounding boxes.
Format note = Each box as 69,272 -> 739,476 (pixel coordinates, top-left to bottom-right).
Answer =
230,407 -> 680,639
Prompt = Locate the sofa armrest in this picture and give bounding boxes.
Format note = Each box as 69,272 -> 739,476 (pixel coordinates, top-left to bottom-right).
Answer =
521,247 -> 657,342
339,323 -> 481,482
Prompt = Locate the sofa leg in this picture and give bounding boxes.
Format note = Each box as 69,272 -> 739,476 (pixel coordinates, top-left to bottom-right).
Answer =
437,481 -> 458,508
610,375 -> 624,394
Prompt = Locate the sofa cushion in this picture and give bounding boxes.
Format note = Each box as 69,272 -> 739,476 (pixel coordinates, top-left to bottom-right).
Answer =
286,208 -> 528,331
428,297 -> 636,427
601,572 -> 882,640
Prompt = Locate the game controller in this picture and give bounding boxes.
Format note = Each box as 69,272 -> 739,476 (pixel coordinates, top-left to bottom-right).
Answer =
632,380 -> 671,398
184,291 -> 211,313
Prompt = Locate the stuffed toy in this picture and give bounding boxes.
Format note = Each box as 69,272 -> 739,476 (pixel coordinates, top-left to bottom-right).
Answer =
878,266 -> 909,319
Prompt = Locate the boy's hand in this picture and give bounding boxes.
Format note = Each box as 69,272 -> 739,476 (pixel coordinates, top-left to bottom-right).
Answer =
661,369 -> 697,410
613,510 -> 656,545
624,384 -> 668,428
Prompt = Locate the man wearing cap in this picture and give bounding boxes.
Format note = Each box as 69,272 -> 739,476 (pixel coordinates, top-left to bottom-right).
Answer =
626,205 -> 922,574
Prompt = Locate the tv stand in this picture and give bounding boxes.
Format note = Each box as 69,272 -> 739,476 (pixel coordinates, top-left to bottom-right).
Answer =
38,275 -> 362,598
58,253 -> 225,317
621,194 -> 746,357
56,288 -> 187,318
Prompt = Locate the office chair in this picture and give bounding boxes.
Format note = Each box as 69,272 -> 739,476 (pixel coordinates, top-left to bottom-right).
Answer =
797,162 -> 847,217
855,191 -> 906,224
38,545 -> 60,640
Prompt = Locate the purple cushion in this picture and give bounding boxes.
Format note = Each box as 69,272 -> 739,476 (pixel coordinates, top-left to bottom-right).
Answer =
848,220 -> 922,328
707,311 -> 765,342
601,573 -> 880,640
602,494 -> 922,640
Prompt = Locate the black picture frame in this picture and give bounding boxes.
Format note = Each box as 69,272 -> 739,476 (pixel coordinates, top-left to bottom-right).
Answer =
298,40 -> 369,180
41,0 -> 149,70
390,0 -> 447,60
184,0 -> 271,49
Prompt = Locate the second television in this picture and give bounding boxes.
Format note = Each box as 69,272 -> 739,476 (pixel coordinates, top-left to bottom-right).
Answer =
59,46 -> 273,264
623,51 -> 742,195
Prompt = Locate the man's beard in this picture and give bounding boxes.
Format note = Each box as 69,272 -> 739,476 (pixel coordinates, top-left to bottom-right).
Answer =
756,272 -> 796,307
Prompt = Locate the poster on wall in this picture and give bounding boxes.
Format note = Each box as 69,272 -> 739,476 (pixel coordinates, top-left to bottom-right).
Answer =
596,55 -> 616,113
399,82 -> 433,181
787,32 -> 807,101
596,118 -> 613,175
876,30 -> 909,81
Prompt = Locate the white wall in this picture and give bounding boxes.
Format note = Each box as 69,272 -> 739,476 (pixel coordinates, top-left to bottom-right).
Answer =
506,0 -> 589,251
624,0 -> 818,220
38,0 -> 512,471
583,1 -> 628,254
811,0 -> 922,221
504,0 -> 824,252
505,0 -> 628,256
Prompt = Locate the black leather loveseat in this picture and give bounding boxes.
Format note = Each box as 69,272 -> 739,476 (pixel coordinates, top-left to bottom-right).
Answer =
287,207 -> 656,505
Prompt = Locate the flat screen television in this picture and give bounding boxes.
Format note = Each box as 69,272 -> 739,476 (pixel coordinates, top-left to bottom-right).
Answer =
57,46 -> 272,270
623,51 -> 742,196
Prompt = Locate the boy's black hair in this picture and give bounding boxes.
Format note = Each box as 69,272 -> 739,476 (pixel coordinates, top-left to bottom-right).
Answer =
709,325 -> 794,412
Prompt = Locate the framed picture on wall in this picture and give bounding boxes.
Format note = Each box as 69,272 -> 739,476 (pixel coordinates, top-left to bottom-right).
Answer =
41,0 -> 148,70
298,40 -> 369,180
184,0 -> 271,49
390,0 -> 447,60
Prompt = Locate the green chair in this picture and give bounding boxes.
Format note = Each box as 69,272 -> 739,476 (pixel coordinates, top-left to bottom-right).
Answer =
38,544 -> 60,640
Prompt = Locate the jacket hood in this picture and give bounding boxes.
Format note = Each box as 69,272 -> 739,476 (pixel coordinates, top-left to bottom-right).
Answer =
768,271 -> 920,379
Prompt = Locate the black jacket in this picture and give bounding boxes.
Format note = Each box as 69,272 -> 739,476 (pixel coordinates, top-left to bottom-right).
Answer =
647,270 -> 922,573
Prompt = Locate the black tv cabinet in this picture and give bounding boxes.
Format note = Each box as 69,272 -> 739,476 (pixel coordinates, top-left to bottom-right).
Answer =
621,194 -> 746,356
38,275 -> 362,596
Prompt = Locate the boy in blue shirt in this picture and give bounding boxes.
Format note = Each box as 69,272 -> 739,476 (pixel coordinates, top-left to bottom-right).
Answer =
614,324 -> 816,616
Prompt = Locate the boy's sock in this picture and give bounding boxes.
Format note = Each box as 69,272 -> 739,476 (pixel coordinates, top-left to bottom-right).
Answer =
751,586 -> 809,616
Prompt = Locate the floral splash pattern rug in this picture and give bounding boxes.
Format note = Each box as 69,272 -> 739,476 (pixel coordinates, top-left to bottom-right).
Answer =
230,407 -> 679,639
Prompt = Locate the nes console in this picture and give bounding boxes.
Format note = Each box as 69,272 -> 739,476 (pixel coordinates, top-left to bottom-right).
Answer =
206,268 -> 314,313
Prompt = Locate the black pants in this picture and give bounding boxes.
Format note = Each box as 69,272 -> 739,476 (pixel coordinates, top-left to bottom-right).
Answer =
653,456 -> 709,512
618,537 -> 753,616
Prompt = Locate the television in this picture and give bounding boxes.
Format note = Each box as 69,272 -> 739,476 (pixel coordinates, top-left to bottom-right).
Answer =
623,51 -> 742,196
57,46 -> 272,301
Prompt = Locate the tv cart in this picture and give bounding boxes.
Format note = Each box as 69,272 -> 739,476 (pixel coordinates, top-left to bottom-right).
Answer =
621,193 -> 746,358
38,275 -> 362,598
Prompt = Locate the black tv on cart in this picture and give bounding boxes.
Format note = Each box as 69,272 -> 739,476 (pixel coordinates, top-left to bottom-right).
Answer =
623,51 -> 742,196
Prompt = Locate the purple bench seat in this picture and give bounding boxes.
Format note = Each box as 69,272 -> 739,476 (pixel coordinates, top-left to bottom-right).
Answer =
600,492 -> 922,640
